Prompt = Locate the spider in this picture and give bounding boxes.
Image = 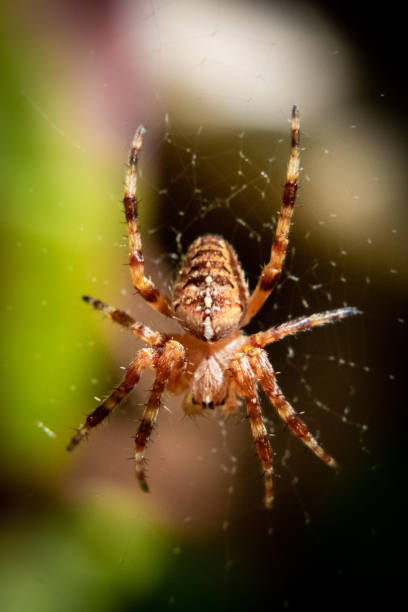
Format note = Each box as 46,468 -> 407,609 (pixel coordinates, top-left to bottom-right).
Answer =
67,107 -> 360,508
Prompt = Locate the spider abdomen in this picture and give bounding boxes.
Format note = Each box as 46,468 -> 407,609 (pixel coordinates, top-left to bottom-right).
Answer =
172,234 -> 249,342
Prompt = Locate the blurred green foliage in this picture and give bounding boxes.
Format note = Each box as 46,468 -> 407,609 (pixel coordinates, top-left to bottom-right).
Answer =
0,491 -> 169,612
0,13 -> 179,612
0,20 -> 115,479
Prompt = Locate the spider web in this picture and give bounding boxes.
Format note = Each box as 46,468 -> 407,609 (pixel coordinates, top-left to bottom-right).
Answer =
99,105 -> 403,607
131,112 -> 377,512
5,0 -> 405,610
105,3 -> 404,603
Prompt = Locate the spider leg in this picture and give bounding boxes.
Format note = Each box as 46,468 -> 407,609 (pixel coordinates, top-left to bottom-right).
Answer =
134,340 -> 186,492
124,126 -> 172,317
247,307 -> 361,349
242,106 -> 300,326
247,348 -> 337,467
82,295 -> 168,346
230,353 -> 274,508
67,348 -> 155,451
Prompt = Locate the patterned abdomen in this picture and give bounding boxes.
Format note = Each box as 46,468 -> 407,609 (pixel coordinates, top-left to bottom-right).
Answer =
172,235 -> 249,342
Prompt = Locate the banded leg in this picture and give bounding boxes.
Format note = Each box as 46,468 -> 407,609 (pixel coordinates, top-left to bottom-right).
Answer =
134,340 -> 186,492
248,348 -> 337,467
124,126 -> 172,317
247,307 -> 361,349
242,106 -> 300,326
230,353 -> 274,508
67,348 -> 154,451
83,295 -> 168,346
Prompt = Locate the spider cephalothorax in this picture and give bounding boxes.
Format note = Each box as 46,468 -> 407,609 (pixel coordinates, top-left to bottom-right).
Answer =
67,108 -> 359,508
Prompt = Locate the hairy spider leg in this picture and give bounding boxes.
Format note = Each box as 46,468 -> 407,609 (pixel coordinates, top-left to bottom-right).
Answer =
82,295 -> 168,346
134,376 -> 163,492
242,106 -> 300,326
134,340 -> 186,491
247,307 -> 361,349
248,348 -> 338,467
124,126 -> 172,317
66,348 -> 155,451
230,352 -> 274,508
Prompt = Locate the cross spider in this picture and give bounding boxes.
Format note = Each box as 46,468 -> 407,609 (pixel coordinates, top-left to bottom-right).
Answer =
67,107 -> 360,508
